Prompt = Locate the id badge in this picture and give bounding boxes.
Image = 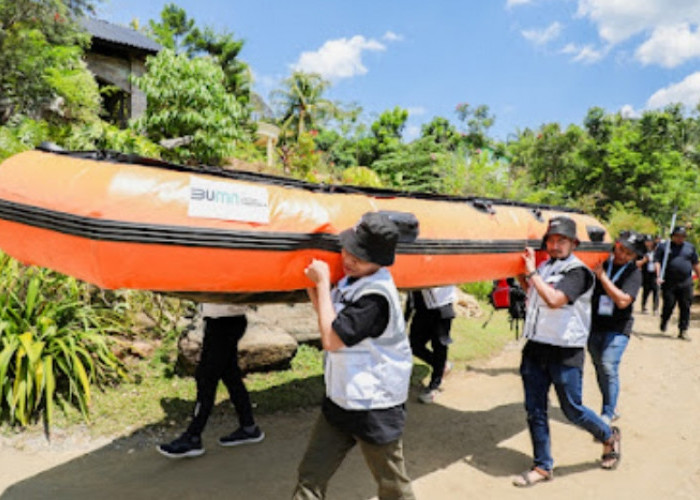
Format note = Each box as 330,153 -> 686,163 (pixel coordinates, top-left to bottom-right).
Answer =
598,295 -> 614,316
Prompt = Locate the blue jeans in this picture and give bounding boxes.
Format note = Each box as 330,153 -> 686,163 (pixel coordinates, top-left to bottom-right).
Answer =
587,331 -> 629,420
520,348 -> 612,471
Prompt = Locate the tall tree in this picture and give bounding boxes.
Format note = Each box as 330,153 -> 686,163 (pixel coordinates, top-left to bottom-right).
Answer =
147,3 -> 255,128
272,71 -> 337,141
147,3 -> 194,52
132,49 -> 245,166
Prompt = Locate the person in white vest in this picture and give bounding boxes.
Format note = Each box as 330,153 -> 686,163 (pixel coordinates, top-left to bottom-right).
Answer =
293,212 -> 415,500
512,216 -> 621,487
406,286 -> 456,403
157,303 -> 263,458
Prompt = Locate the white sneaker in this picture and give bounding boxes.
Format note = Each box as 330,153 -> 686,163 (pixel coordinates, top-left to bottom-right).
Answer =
418,388 -> 438,404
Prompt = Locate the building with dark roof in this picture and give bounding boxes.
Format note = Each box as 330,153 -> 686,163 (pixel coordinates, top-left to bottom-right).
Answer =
80,18 -> 161,127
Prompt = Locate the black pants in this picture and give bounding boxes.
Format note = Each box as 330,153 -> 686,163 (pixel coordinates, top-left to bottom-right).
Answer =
187,315 -> 254,436
641,271 -> 659,312
661,281 -> 694,332
409,308 -> 452,390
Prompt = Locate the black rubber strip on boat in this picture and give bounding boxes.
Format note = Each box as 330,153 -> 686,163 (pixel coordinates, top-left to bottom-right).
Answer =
0,199 -> 609,254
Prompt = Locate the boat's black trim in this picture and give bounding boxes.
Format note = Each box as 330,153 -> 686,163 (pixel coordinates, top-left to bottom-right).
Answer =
33,146 -> 585,214
0,199 -> 611,255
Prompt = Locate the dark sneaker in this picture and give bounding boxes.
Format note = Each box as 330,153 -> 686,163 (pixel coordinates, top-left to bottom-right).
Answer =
218,426 -> 265,447
660,321 -> 667,333
156,433 -> 204,459
678,330 -> 690,341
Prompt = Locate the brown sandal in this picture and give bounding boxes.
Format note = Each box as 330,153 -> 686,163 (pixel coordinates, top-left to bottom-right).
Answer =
601,426 -> 622,470
512,466 -> 553,487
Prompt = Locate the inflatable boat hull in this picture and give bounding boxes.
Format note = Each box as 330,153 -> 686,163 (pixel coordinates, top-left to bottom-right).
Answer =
0,150 -> 611,301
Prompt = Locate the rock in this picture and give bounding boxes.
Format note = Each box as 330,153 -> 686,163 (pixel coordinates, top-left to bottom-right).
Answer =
238,320 -> 298,373
176,312 -> 299,376
454,289 -> 483,318
251,303 -> 320,347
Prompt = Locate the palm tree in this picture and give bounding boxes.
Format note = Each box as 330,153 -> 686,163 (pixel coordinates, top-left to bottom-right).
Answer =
272,71 -> 337,141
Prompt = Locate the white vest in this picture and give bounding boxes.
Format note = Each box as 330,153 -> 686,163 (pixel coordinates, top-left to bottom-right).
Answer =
522,254 -> 593,347
421,285 -> 457,309
325,268 -> 413,410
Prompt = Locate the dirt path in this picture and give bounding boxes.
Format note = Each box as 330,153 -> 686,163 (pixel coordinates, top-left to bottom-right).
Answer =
2,305 -> 699,499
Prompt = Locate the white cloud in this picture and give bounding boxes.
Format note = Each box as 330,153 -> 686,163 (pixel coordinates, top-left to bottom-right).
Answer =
576,0 -> 700,45
403,125 -> 421,142
560,43 -> 605,63
647,71 -> 700,109
636,23 -> 700,67
407,106 -> 426,117
619,104 -> 641,118
293,36 -> 386,80
507,0 -> 533,8
521,22 -> 563,45
383,31 -> 403,42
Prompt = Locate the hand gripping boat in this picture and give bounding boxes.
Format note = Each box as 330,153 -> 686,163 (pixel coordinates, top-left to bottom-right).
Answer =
0,147 -> 611,302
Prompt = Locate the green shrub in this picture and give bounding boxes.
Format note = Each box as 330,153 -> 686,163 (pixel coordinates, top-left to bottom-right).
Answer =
0,117 -> 50,161
460,281 -> 493,302
0,255 -> 127,432
340,166 -> 383,187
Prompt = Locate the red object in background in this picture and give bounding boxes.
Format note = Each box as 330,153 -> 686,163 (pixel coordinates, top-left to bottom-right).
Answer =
491,279 -> 511,309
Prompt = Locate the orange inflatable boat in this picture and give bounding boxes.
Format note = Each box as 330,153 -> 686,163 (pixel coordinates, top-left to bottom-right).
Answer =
0,147 -> 611,302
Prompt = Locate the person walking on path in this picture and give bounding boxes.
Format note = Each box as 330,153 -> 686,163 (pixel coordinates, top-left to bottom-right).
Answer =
655,226 -> 700,340
157,303 -> 264,458
588,231 -> 644,425
512,216 -> 621,487
637,235 -> 659,314
293,212 -> 415,500
405,286 -> 457,404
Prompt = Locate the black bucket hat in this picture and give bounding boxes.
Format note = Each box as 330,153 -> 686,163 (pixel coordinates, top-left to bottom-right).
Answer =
617,230 -> 646,257
543,216 -> 579,245
671,226 -> 687,237
339,212 -> 400,266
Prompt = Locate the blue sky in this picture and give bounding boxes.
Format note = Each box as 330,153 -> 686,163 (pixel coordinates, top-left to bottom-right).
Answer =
99,0 -> 700,141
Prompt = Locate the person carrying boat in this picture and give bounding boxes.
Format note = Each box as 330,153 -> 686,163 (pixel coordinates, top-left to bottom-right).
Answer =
588,231 -> 644,426
293,212 -> 415,499
654,226 -> 700,340
512,216 -> 622,487
157,303 -> 264,458
405,286 -> 456,404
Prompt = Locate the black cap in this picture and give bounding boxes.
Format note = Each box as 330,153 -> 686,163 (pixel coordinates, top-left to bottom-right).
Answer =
339,212 -> 399,266
543,216 -> 579,244
617,230 -> 646,257
671,226 -> 687,236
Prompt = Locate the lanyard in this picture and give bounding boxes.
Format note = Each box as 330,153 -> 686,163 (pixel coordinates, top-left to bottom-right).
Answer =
606,256 -> 630,284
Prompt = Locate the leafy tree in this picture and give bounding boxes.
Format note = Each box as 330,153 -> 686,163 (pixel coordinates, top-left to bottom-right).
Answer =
272,71 -> 337,141
370,106 -> 408,157
147,3 -> 255,129
420,116 -> 461,150
0,0 -> 101,125
455,102 -> 495,150
147,2 -> 194,52
132,49 -> 246,166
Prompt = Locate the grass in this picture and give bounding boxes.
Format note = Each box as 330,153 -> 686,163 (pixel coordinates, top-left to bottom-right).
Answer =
1,303 -> 516,439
